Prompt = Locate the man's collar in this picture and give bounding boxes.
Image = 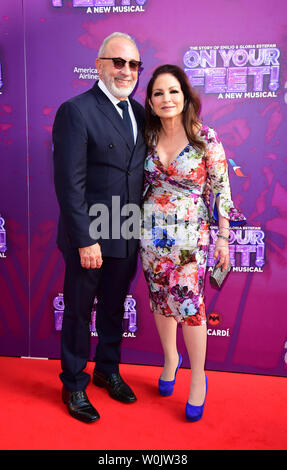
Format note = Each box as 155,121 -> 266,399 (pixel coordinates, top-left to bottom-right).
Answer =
97,79 -> 130,106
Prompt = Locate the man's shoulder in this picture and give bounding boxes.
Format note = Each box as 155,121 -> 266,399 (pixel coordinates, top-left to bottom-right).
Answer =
54,85 -> 100,122
64,87 -> 95,108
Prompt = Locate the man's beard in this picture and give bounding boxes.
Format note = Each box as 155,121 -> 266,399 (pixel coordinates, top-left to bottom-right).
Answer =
102,71 -> 137,99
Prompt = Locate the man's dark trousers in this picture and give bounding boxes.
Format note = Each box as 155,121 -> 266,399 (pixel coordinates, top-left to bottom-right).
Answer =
60,248 -> 137,392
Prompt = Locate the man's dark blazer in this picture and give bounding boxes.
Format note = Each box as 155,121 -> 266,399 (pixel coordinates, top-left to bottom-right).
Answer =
52,81 -> 146,258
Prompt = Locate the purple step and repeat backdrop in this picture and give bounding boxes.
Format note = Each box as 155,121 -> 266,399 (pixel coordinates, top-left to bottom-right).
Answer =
1,0 -> 287,376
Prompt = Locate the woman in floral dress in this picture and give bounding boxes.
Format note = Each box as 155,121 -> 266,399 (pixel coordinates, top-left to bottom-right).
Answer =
140,65 -> 245,421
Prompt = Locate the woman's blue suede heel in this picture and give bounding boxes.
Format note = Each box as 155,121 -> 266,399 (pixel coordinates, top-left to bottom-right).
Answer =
185,375 -> 208,422
158,352 -> 182,396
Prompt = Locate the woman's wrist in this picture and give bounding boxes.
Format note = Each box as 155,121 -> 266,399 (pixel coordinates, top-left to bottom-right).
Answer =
219,227 -> 230,235
217,233 -> 229,242
215,237 -> 229,246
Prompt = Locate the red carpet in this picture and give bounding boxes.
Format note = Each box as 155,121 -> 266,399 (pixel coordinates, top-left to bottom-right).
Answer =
0,356 -> 286,451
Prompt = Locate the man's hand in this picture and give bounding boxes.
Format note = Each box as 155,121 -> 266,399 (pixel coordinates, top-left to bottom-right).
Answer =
78,243 -> 103,269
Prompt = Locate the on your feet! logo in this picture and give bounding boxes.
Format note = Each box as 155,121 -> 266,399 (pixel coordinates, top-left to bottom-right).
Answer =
207,226 -> 266,273
51,0 -> 148,14
183,43 -> 280,100
0,216 -> 7,257
53,293 -> 138,337
0,63 -> 3,95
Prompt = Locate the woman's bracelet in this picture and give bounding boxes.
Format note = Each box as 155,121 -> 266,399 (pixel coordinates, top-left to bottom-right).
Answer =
217,234 -> 229,242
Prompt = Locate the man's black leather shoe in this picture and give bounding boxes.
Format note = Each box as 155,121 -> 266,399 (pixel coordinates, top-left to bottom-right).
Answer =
93,370 -> 137,403
62,386 -> 100,423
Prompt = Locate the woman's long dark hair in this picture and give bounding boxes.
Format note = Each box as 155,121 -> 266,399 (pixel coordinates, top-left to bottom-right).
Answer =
145,64 -> 206,153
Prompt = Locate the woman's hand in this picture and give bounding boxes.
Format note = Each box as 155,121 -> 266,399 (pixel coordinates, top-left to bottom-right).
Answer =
214,238 -> 229,271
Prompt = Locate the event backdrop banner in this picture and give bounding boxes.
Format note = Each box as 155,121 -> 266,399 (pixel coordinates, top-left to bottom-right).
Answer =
0,1 -> 29,356
0,0 -> 287,376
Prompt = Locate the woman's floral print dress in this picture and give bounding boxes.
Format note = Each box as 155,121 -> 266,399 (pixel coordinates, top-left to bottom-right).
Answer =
140,126 -> 245,326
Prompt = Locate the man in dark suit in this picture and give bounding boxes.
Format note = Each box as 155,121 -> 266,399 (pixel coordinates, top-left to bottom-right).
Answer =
52,32 -> 146,423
